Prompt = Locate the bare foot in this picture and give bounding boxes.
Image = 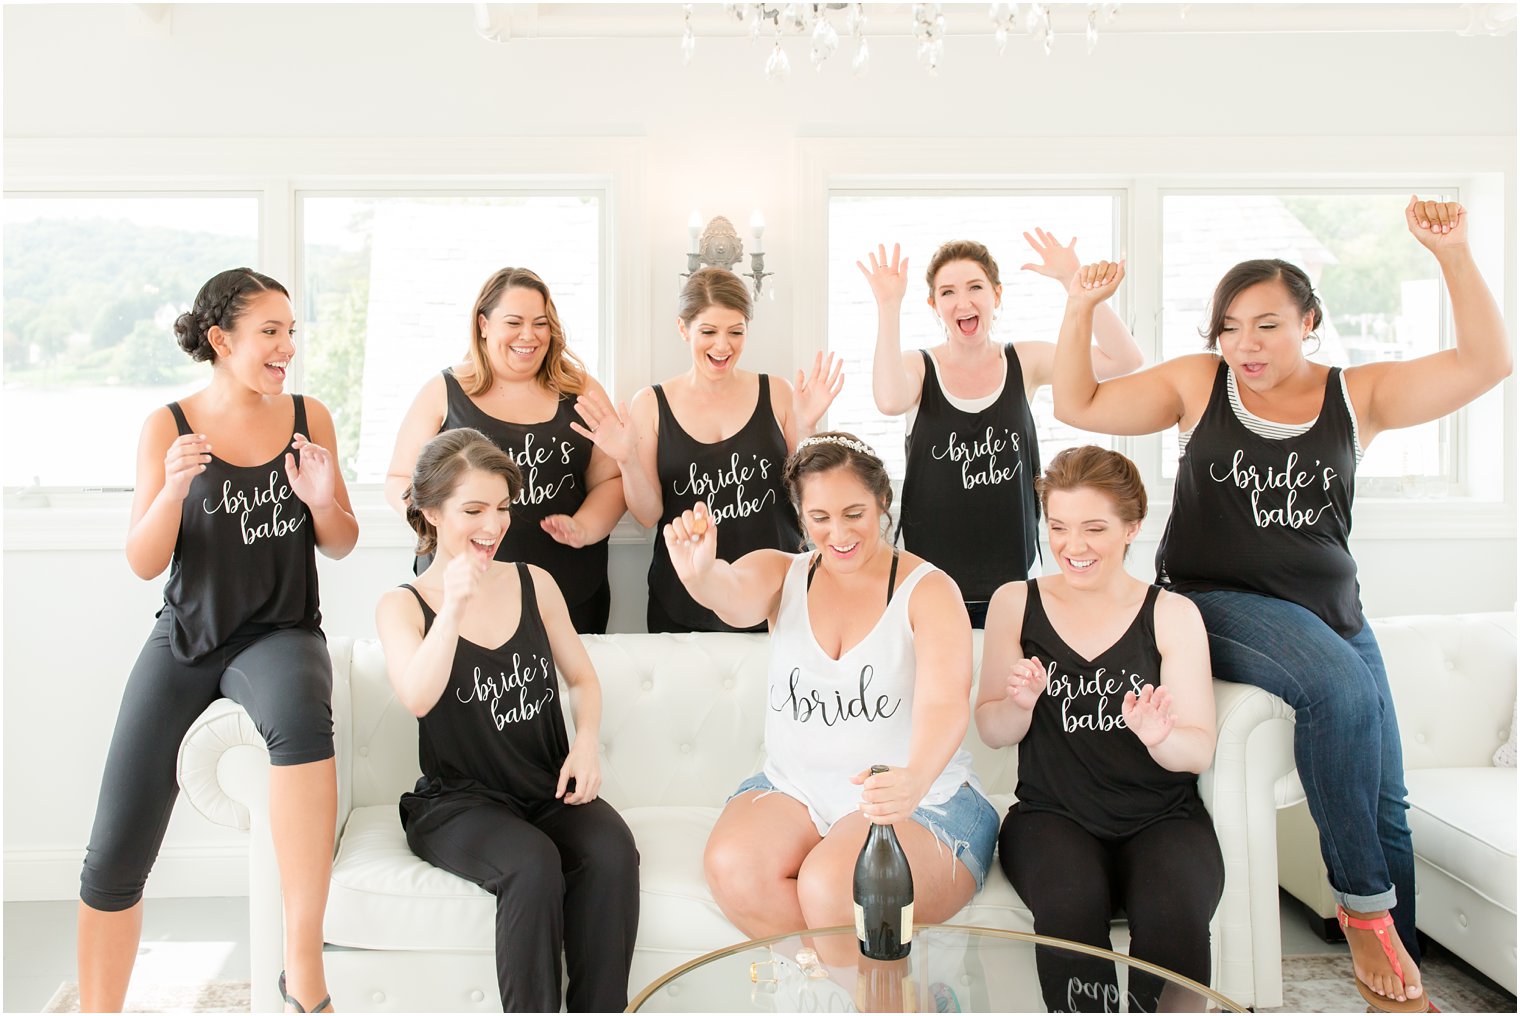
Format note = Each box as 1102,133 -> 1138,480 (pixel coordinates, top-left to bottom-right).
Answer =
1342,907 -> 1423,1005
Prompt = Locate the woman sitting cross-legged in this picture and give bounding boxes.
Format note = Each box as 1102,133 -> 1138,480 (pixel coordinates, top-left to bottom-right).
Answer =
664,431 -> 999,965
976,446 -> 1221,1014
374,428 -> 639,1013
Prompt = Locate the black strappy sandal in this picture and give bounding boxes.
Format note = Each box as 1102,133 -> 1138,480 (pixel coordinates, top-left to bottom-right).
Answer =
278,970 -> 333,1013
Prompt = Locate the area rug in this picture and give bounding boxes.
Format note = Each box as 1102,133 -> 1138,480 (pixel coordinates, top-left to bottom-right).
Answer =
1267,953 -> 1514,1013
41,980 -> 249,1013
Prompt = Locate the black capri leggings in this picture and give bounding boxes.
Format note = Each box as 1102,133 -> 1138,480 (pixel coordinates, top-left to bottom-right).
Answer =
402,790 -> 640,1013
79,614 -> 333,912
1000,804 -> 1225,1013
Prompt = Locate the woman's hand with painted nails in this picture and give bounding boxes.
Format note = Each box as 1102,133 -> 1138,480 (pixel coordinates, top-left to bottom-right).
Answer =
1122,683 -> 1177,747
662,501 -> 717,587
1005,655 -> 1049,711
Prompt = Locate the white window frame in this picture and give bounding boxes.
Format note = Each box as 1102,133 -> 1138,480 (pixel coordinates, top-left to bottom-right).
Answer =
3,137 -> 649,550
797,136 -> 1516,541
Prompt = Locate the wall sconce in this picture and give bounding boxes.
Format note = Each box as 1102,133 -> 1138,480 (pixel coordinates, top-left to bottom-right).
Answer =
685,210 -> 773,297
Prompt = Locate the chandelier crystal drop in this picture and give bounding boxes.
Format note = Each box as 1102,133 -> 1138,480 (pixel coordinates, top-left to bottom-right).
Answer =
704,2 -> 1124,78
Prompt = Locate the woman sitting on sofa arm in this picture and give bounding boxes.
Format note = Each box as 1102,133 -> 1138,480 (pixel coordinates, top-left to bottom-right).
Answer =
375,428 -> 639,1013
975,445 -> 1221,1013
662,431 -> 999,964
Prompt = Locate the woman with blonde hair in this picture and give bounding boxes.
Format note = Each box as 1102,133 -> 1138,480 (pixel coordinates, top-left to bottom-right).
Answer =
387,267 -> 624,632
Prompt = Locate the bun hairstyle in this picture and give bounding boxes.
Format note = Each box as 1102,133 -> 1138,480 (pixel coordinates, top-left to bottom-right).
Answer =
173,268 -> 290,363
783,432 -> 893,549
404,428 -> 523,557
463,267 -> 585,398
1203,259 -> 1324,350
925,239 -> 1002,293
677,267 -> 753,325
1036,445 -> 1148,527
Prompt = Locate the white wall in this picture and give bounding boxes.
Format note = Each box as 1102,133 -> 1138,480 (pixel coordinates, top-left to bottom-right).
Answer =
5,3 -> 1516,900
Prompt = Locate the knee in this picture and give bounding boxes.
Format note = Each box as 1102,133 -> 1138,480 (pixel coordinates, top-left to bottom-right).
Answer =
1017,875 -> 1111,941
261,709 -> 334,767
705,839 -> 776,918
795,862 -> 851,927
490,837 -> 565,907
79,849 -> 147,913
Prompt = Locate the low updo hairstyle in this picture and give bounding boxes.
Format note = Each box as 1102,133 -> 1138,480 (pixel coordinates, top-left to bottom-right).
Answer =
1202,259 -> 1323,350
677,267 -> 753,325
925,239 -> 1002,293
403,428 -> 523,557
1036,445 -> 1148,527
783,432 -> 893,550
173,268 -> 290,363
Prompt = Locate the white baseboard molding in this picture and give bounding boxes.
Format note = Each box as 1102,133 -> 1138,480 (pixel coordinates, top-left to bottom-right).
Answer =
5,846 -> 248,902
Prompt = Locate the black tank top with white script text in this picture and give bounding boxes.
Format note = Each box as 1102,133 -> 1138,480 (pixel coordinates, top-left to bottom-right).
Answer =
161,397 -> 321,663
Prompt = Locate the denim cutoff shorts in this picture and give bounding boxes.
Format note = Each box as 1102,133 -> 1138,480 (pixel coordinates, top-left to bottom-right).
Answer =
729,772 -> 999,890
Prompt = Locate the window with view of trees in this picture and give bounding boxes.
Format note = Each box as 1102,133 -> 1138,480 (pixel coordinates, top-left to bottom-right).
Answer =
1160,191 -> 1494,497
300,194 -> 603,483
3,196 -> 260,488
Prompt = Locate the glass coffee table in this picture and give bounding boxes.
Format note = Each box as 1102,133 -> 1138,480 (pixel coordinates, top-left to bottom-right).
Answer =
628,925 -> 1244,1013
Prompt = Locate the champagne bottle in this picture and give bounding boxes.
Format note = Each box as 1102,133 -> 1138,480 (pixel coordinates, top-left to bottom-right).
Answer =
854,764 -> 914,960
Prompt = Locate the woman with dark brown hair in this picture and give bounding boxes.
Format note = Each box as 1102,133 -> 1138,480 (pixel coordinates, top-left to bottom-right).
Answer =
78,268 -> 357,1013
376,428 -> 638,1012
1052,198 -> 1510,1011
387,267 -> 623,633
663,431 -> 997,964
976,445 -> 1219,1013
860,233 -> 1143,626
574,267 -> 844,633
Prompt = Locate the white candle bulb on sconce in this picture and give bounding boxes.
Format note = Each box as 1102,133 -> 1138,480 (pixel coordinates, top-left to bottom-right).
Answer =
683,210 -> 774,298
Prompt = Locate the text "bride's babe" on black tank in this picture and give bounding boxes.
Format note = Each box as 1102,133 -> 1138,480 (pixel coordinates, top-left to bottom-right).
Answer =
399,563 -> 569,808
647,375 -> 799,632
898,345 -> 1040,601
1157,362 -> 1361,637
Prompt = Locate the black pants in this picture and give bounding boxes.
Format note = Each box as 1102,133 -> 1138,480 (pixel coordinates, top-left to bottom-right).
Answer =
403,790 -> 640,1013
81,615 -> 333,912
566,580 -> 610,636
646,593 -> 766,634
1000,805 -> 1224,1013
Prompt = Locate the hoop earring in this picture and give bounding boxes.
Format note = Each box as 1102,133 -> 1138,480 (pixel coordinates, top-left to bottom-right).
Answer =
1304,333 -> 1323,356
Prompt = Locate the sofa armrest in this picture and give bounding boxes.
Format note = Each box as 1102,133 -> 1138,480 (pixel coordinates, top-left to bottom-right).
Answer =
1198,678 -> 1297,1010
175,635 -> 356,1014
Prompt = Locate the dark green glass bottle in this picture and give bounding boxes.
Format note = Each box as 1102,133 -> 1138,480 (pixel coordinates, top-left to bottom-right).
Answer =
853,764 -> 914,960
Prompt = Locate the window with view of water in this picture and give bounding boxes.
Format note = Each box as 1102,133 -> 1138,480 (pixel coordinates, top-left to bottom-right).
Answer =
826,193 -> 1121,487
301,194 -> 603,483
3,196 -> 260,488
1160,192 -> 1498,498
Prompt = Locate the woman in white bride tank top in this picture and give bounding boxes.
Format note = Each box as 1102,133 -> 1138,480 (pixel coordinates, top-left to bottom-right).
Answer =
662,431 -> 998,965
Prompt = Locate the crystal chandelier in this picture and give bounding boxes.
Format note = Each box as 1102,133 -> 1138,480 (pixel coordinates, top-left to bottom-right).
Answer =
686,3 -> 1123,78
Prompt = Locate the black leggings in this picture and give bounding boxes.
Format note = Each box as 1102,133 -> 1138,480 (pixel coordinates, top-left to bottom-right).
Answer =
1000,805 -> 1224,1013
403,790 -> 640,1013
79,615 -> 333,912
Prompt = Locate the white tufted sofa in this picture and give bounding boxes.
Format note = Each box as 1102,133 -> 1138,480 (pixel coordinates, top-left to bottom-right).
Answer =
179,631 -> 1300,1012
1276,612 -> 1516,994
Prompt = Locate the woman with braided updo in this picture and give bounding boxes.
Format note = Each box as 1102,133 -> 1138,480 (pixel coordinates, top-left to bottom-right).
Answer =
663,431 -> 997,963
77,268 -> 356,1013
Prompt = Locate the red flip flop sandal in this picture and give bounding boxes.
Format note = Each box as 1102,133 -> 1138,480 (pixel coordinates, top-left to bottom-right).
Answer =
1337,905 -> 1433,1013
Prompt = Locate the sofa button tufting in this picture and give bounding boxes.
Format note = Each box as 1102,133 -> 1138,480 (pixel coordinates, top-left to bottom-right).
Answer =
642,680 -> 653,691
1445,659 -> 1456,670
680,743 -> 692,754
470,989 -> 485,1002
723,678 -> 735,690
1459,913 -> 1469,927
1415,733 -> 1427,743
358,746 -> 369,757
372,992 -> 385,1003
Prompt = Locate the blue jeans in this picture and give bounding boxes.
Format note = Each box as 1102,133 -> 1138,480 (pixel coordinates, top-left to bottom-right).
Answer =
1183,589 -> 1418,962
